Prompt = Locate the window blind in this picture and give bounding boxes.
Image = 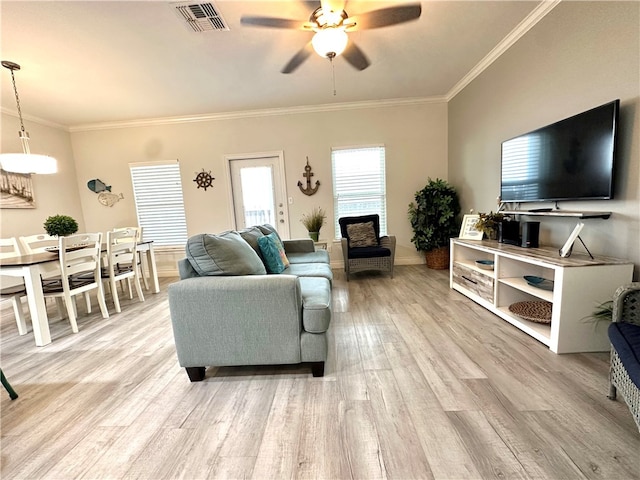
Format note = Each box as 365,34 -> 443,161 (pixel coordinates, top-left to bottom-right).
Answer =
331,146 -> 387,239
129,161 -> 188,247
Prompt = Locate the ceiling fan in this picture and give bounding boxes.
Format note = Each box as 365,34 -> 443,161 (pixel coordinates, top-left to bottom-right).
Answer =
240,0 -> 422,73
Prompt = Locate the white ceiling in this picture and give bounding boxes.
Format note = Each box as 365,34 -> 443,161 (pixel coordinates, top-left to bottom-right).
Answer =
1,1 -> 546,128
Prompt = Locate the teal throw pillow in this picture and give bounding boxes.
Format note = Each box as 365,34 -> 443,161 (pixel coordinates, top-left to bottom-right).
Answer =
258,232 -> 290,274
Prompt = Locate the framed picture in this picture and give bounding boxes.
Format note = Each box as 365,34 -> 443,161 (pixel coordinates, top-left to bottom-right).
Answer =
0,169 -> 36,209
459,214 -> 483,240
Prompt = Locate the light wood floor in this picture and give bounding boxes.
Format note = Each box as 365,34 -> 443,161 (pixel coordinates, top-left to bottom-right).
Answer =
1,266 -> 639,480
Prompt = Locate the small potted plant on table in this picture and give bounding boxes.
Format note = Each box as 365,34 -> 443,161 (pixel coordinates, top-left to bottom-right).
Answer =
475,211 -> 505,240
43,214 -> 79,237
301,207 -> 326,242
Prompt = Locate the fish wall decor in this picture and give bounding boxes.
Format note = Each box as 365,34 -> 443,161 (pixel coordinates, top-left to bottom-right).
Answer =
87,178 -> 111,193
98,191 -> 124,207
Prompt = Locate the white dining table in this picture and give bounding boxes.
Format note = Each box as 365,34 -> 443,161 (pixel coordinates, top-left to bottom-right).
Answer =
0,240 -> 160,346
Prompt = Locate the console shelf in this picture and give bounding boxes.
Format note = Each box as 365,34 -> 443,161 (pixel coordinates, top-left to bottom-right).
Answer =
501,210 -> 611,219
450,238 -> 633,353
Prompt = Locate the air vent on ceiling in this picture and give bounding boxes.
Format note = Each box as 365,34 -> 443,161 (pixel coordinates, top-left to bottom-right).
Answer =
172,2 -> 229,32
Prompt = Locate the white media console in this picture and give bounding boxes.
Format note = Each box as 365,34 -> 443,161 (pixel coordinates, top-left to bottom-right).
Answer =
450,238 -> 633,353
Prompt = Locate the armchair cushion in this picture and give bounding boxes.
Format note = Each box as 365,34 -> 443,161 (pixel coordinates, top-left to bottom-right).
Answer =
348,245 -> 391,259
339,214 -> 382,247
346,221 -> 378,247
609,322 -> 640,388
186,232 -> 266,277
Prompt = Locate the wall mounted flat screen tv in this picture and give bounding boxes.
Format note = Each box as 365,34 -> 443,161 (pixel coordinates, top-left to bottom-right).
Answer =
500,99 -> 619,203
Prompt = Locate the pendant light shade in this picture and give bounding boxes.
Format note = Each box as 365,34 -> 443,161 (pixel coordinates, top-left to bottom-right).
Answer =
0,60 -> 57,174
0,153 -> 57,174
312,28 -> 348,58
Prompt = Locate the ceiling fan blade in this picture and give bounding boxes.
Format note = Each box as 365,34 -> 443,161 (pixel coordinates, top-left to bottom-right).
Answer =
354,4 -> 422,30
240,16 -> 305,29
342,41 -> 370,71
282,43 -> 314,74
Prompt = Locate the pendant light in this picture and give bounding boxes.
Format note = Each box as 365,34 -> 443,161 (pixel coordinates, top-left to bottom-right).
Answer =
0,61 -> 57,174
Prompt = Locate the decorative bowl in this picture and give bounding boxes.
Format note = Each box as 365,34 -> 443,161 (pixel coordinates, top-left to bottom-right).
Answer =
523,275 -> 554,291
475,259 -> 494,270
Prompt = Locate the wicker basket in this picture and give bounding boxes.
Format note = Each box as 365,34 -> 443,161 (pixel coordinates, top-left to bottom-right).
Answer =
425,246 -> 450,270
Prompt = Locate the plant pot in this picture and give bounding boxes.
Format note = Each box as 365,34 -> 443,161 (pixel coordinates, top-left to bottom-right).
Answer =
308,232 -> 319,242
425,246 -> 450,270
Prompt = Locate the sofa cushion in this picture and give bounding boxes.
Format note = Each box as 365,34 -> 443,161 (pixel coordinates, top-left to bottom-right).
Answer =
257,224 -> 282,242
238,226 -> 265,261
608,322 -> 640,389
186,232 -> 266,276
299,277 -> 331,333
258,232 -> 290,274
284,263 -> 333,283
346,221 -> 378,247
287,250 -> 330,264
178,258 -> 200,279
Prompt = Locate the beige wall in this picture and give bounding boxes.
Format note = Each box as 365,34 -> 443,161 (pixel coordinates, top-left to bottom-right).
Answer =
0,112 -> 85,238
448,1 -> 640,277
68,101 -> 448,271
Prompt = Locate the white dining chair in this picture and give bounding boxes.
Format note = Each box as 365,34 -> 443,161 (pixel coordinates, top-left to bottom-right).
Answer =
103,228 -> 145,313
0,237 -> 29,335
113,226 -> 149,290
18,232 -> 68,315
18,233 -> 58,254
42,233 -> 109,333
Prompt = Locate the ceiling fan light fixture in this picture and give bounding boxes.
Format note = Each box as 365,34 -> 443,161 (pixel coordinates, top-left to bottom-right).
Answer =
0,60 -> 57,175
312,28 -> 348,58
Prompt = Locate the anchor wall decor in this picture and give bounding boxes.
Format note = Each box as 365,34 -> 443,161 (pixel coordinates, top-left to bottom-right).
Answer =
297,157 -> 319,196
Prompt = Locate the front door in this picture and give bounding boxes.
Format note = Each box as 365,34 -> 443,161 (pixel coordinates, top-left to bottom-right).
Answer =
227,152 -> 289,238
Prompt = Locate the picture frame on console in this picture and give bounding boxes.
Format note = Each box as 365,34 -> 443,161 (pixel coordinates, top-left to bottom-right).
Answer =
459,214 -> 483,240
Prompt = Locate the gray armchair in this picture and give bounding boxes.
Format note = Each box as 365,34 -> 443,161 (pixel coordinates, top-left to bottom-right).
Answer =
607,282 -> 640,432
339,214 -> 396,281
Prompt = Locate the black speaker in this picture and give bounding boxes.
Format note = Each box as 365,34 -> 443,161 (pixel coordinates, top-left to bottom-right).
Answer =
499,220 -> 520,245
521,221 -> 540,248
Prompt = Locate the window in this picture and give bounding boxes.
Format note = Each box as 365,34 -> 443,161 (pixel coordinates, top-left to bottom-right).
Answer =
129,160 -> 188,247
331,146 -> 386,239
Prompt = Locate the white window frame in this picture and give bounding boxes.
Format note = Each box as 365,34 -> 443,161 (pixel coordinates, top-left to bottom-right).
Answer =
331,145 -> 387,240
129,160 -> 188,247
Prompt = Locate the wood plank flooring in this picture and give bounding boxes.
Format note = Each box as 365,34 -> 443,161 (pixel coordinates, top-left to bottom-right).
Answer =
1,266 -> 639,479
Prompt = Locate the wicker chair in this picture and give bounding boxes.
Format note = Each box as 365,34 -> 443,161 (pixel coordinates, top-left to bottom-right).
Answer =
339,214 -> 396,281
607,282 -> 640,432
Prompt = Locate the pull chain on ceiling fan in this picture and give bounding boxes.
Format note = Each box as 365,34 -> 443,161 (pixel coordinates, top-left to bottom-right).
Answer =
240,0 -> 422,74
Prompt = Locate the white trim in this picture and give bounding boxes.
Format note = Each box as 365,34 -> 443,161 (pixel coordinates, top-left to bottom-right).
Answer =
447,0 -> 561,101
12,2 -> 559,131
68,97 -> 446,132
224,151 -> 290,238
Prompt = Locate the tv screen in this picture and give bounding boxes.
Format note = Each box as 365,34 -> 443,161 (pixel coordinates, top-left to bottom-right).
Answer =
500,99 -> 619,203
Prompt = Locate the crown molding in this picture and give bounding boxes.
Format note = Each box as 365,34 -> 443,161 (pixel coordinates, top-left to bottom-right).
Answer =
1,107 -> 69,131
6,1 -> 559,132
446,0 -> 562,101
68,96 -> 447,132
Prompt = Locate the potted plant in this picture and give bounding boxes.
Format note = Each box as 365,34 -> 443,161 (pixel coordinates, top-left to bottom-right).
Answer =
408,178 -> 461,269
43,214 -> 79,237
475,211 -> 505,240
301,207 -> 326,242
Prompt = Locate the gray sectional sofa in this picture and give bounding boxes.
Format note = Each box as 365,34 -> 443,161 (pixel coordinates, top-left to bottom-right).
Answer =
168,224 -> 332,380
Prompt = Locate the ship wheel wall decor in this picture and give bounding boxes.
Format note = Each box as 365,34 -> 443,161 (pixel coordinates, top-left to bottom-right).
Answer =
297,157 -> 319,196
194,169 -> 215,191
